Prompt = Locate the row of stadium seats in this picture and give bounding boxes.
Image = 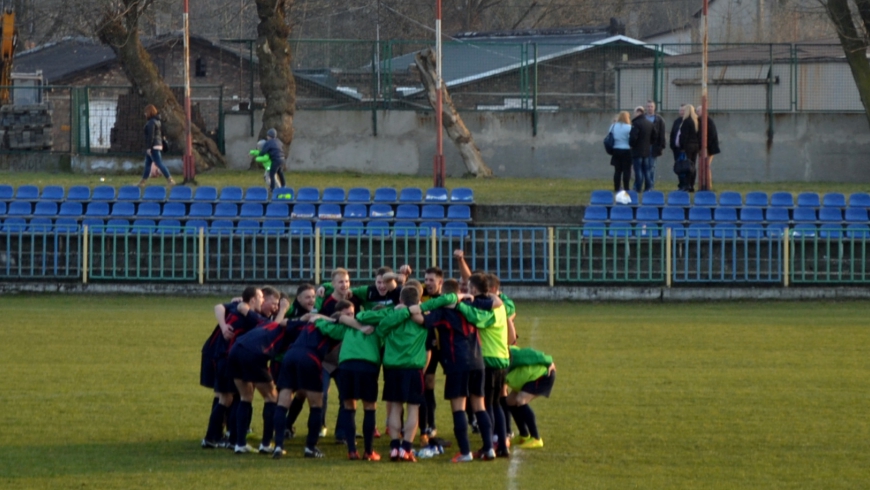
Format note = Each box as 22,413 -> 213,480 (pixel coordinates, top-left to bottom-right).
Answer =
0,201 -> 472,222
0,185 -> 474,205
0,217 -> 471,237
591,190 -> 870,209
583,205 -> 870,238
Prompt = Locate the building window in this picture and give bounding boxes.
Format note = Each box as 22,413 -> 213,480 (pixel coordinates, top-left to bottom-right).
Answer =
195,57 -> 207,77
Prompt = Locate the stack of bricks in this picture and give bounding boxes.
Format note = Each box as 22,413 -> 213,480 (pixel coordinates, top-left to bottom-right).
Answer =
0,104 -> 54,150
110,88 -> 206,154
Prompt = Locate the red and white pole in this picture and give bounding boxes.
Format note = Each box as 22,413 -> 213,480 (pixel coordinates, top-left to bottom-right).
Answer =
698,0 -> 709,191
433,0 -> 445,188
182,0 -> 196,183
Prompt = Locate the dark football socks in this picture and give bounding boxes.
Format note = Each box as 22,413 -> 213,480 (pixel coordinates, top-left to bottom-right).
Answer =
287,395 -> 305,427
493,402 -> 507,452
205,403 -> 227,442
341,408 -> 357,452
519,404 -> 539,439
475,410 -> 493,451
500,396 -> 513,434
418,398 -> 429,433
261,402 -> 276,446
236,401 -> 253,447
306,407 -> 323,449
273,405 -> 289,448
452,410 -> 471,455
425,389 -> 436,430
363,409 -> 376,453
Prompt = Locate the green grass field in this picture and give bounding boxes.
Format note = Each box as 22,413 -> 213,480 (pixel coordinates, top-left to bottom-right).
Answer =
1,296 -> 869,489
2,169 -> 869,206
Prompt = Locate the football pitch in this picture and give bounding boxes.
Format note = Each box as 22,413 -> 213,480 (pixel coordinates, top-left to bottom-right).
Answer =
1,295 -> 868,489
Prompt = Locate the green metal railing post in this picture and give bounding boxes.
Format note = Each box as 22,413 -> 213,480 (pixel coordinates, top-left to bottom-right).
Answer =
532,43 -> 538,136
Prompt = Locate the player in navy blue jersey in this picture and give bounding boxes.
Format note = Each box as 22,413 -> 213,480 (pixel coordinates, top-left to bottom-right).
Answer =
276,284 -> 318,441
227,294 -> 290,454
419,266 -> 444,442
201,287 -> 268,449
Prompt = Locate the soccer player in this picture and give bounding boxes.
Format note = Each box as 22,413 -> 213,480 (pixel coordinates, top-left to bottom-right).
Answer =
419,267 -> 444,441
275,284 -> 318,440
226,294 -> 290,453
505,345 -> 556,449
201,287 -> 267,449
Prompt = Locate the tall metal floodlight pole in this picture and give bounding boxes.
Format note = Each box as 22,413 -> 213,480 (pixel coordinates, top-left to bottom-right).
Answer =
433,0 -> 445,188
698,0 -> 710,191
182,0 -> 196,184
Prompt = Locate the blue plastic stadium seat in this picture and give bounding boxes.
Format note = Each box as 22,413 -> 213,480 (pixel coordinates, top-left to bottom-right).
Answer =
117,185 -> 141,201
296,187 -> 320,203
245,187 -> 269,203
373,188 -> 398,203
54,218 -> 79,233
582,222 -> 606,237
667,191 -> 691,207
15,185 -> 39,200
0,184 -> 12,200
693,191 -> 717,207
819,224 -> 843,238
418,221 -> 442,237
194,186 -> 218,202
396,204 -> 420,220
240,203 -> 264,218
67,186 -> 91,202
661,207 -> 685,223
169,186 -> 193,202
399,188 -> 423,203
347,188 -> 371,203
796,192 -> 820,208
318,204 -> 342,220
792,224 -> 817,238
219,186 -> 243,202
849,192 -> 870,208
447,205 -> 471,221
262,220 -> 288,235
110,202 -> 135,218
142,186 -> 167,201
393,221 -> 417,237
745,191 -> 768,207
272,187 -> 294,201
641,190 -> 664,207
58,202 -> 83,218
106,219 -> 130,234
156,219 -> 182,235
188,203 -> 214,218
718,191 -> 742,207
289,220 -> 313,236
344,204 -> 368,219
845,207 -> 868,223
236,220 -> 260,235
688,207 -> 712,223
450,187 -> 474,203
609,207 -> 633,235
822,193 -> 846,208
425,187 -> 449,203
583,205 -> 608,223
315,220 -> 338,236
209,220 -> 235,235
770,192 -> 794,208
713,207 -> 738,223
28,218 -> 54,233
85,202 -> 109,218
184,219 -> 208,234
765,224 -> 788,238
687,223 -> 712,238
818,207 -> 842,223
10,201 -> 34,216
444,222 -> 469,237
82,218 -> 105,233
712,223 -> 738,238
92,186 -> 116,201
370,204 -> 394,219
765,207 -> 790,223
0,201 -> 6,216
291,203 -> 316,219
322,187 -> 346,203
136,202 -> 161,218
626,190 -> 639,205
214,203 -> 238,218
372,187 -> 399,204
739,223 -> 765,238
739,207 -> 764,223
590,190 -> 614,206
846,224 -> 870,238
41,186 -> 65,201
339,220 -> 364,236
2,218 -> 26,232
793,208 -> 816,223
265,203 -> 289,218
161,202 -> 185,218
365,221 -> 391,236
635,206 -> 660,236
33,201 -> 58,217
131,219 -> 156,234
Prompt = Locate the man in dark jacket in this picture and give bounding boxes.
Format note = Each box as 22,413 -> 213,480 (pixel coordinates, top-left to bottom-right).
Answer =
695,105 -> 720,189
629,106 -> 656,192
669,104 -> 685,162
261,128 -> 286,191
645,100 -> 667,189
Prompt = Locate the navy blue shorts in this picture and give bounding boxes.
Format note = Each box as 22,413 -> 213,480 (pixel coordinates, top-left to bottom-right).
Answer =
278,350 -> 323,393
228,345 -> 272,384
269,358 -> 282,383
443,369 -> 485,400
200,352 -> 216,389
382,368 -> 425,405
521,372 -> 555,398
213,357 -> 239,394
338,360 -> 380,402
484,367 -> 508,406
425,348 -> 441,376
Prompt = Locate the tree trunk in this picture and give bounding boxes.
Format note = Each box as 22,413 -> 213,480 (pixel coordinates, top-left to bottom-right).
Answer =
415,48 -> 494,178
255,0 -> 296,160
826,0 -> 870,129
96,2 -> 225,171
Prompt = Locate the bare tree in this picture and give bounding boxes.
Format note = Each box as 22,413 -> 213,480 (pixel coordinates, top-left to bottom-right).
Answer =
822,0 -> 870,126
254,0 -> 296,154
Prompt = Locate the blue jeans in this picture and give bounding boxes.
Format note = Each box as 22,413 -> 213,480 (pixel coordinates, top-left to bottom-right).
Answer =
142,150 -> 170,180
633,157 -> 653,192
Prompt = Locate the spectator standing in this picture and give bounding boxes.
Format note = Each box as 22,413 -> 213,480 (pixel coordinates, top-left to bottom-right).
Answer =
629,106 -> 655,193
678,104 -> 700,192
261,128 -> 286,191
137,104 -> 175,189
645,100 -> 667,189
608,111 -> 632,192
695,105 -> 721,190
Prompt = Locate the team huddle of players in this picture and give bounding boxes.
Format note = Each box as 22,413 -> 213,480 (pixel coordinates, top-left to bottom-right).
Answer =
199,251 -> 556,462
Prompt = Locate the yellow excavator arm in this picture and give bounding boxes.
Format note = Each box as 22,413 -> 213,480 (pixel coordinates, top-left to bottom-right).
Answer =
0,7 -> 17,105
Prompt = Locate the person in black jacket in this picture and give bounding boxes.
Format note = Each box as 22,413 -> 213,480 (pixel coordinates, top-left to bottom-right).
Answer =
629,106 -> 656,192
695,105 -> 721,189
645,101 -> 667,189
261,128 -> 286,191
137,104 -> 175,188
677,104 -> 700,192
669,104 -> 685,162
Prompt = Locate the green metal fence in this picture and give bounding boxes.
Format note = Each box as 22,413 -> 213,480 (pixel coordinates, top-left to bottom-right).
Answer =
0,228 -> 81,279
555,227 -> 665,283
790,233 -> 870,284
86,226 -> 198,281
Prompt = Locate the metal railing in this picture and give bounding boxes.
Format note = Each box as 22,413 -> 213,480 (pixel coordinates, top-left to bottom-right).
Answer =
2,225 -> 869,286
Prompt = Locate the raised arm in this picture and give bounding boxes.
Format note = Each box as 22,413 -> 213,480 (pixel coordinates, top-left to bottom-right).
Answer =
454,249 -> 472,281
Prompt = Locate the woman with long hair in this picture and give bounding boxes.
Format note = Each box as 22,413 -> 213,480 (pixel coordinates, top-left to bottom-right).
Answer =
609,111 -> 633,192
677,104 -> 700,192
137,104 -> 175,188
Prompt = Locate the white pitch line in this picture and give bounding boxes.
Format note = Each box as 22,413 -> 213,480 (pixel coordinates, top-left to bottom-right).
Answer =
508,317 -> 539,490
